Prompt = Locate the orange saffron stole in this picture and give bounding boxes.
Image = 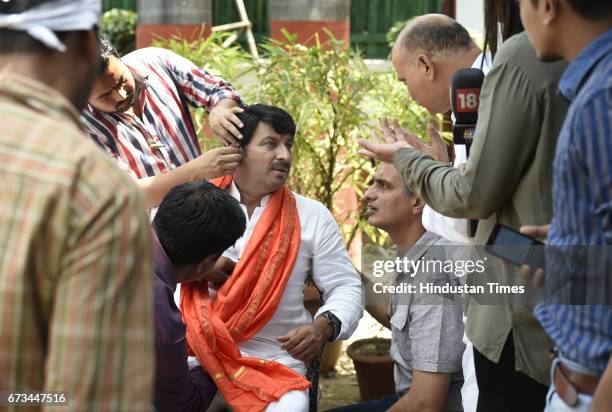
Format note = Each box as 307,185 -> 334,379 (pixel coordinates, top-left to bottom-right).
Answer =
180,175 -> 310,412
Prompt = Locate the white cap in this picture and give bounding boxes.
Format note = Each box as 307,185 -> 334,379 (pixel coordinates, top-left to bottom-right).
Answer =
0,0 -> 101,52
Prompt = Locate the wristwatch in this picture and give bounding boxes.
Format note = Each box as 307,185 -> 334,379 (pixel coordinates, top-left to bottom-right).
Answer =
317,311 -> 341,342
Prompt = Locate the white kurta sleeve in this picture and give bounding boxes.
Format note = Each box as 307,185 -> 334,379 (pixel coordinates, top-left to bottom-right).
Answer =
421,152 -> 471,244
422,205 -> 470,244
311,207 -> 364,340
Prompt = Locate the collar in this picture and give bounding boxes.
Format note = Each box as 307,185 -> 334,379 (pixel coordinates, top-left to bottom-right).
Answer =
0,72 -> 82,127
153,231 -> 178,290
402,231 -> 442,262
559,28 -> 612,101
126,64 -> 149,114
472,51 -> 491,71
228,180 -> 272,209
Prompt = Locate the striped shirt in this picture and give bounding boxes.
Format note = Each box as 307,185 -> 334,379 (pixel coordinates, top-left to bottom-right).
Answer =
535,29 -> 612,375
0,73 -> 154,410
81,47 -> 240,179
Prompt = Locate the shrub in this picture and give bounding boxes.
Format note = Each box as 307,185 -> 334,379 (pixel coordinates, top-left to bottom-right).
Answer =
100,8 -> 137,56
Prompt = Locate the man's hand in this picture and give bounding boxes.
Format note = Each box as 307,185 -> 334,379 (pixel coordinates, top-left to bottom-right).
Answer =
185,146 -> 242,181
277,317 -> 332,363
358,117 -> 413,162
381,119 -> 450,163
208,99 -> 244,146
519,225 -> 549,289
202,257 -> 237,288
425,123 -> 450,163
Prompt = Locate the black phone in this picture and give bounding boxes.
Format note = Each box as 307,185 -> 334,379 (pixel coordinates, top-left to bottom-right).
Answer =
485,223 -> 545,269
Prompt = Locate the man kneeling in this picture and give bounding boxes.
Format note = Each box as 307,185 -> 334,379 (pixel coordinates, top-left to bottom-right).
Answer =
153,181 -> 246,412
332,163 -> 465,412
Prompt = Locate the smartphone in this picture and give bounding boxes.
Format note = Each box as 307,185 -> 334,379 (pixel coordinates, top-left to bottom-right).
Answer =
485,223 -> 545,269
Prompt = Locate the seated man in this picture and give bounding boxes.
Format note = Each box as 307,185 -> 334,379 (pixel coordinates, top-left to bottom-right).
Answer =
334,163 -> 465,412
152,181 -> 246,412
181,104 -> 364,411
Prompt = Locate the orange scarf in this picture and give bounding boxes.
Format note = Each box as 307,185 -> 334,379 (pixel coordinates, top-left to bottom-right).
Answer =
180,176 -> 310,412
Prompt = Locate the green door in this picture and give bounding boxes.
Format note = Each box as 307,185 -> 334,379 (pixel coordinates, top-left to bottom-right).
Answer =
102,0 -> 137,12
213,0 -> 269,46
113,0 -> 446,58
351,0 -> 445,58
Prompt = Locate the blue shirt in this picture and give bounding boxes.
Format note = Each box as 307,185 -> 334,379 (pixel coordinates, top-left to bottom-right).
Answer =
153,233 -> 217,411
535,29 -> 612,375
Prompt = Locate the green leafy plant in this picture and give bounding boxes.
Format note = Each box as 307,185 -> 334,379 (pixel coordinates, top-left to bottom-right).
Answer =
100,8 -> 137,56
155,30 -> 436,248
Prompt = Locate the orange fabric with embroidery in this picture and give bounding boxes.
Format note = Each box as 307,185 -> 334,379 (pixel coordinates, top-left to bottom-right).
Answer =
180,176 -> 310,412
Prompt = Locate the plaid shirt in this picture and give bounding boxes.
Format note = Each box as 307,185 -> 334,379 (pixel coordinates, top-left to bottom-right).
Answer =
81,47 -> 240,179
0,73 -> 154,411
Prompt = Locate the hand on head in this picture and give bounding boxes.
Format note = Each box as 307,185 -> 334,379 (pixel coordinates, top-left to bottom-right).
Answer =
209,102 -> 245,147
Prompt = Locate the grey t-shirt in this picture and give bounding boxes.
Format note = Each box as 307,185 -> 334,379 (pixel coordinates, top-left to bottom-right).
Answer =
389,231 -> 465,412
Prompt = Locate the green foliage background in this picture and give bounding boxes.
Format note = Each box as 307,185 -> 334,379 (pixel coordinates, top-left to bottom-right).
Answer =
154,31 -> 438,247
100,8 -> 137,56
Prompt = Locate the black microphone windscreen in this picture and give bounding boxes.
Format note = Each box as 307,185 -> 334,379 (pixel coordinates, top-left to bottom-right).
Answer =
451,68 -> 485,124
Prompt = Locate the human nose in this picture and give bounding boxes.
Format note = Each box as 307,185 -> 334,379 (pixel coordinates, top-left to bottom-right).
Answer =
117,87 -> 127,100
364,185 -> 375,202
276,144 -> 290,161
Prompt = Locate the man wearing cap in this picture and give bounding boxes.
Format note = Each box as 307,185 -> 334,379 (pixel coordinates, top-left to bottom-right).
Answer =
0,1 -> 154,410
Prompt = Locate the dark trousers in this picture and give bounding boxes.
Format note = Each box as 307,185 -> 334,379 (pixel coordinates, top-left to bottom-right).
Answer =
325,394 -> 398,412
473,333 -> 548,412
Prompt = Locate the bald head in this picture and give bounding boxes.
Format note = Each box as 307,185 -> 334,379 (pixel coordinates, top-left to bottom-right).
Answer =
394,14 -> 475,61
390,14 -> 481,115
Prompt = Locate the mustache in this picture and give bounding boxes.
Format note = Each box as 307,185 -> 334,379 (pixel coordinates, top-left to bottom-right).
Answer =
270,161 -> 291,172
116,81 -> 140,111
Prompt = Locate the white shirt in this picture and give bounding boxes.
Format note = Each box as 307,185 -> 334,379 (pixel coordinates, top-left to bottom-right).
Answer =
422,52 -> 492,244
211,182 -> 364,375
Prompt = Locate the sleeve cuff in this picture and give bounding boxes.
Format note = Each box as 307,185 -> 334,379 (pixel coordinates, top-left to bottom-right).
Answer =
316,311 -> 342,342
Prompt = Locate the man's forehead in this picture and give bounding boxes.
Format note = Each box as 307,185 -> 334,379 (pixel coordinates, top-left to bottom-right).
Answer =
376,163 -> 401,183
252,122 -> 293,141
91,58 -> 122,92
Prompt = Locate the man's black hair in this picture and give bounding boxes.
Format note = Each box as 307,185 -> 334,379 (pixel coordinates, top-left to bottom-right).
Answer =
530,0 -> 612,21
153,181 -> 246,267
236,103 -> 296,148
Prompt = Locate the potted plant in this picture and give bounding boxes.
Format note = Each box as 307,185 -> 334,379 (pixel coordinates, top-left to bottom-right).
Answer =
346,338 -> 395,401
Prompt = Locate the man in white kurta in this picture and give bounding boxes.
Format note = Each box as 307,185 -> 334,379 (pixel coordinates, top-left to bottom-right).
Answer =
189,103 -> 363,411
224,181 -> 363,377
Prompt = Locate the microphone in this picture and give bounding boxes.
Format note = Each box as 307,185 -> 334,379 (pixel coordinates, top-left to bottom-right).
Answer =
451,68 -> 484,237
